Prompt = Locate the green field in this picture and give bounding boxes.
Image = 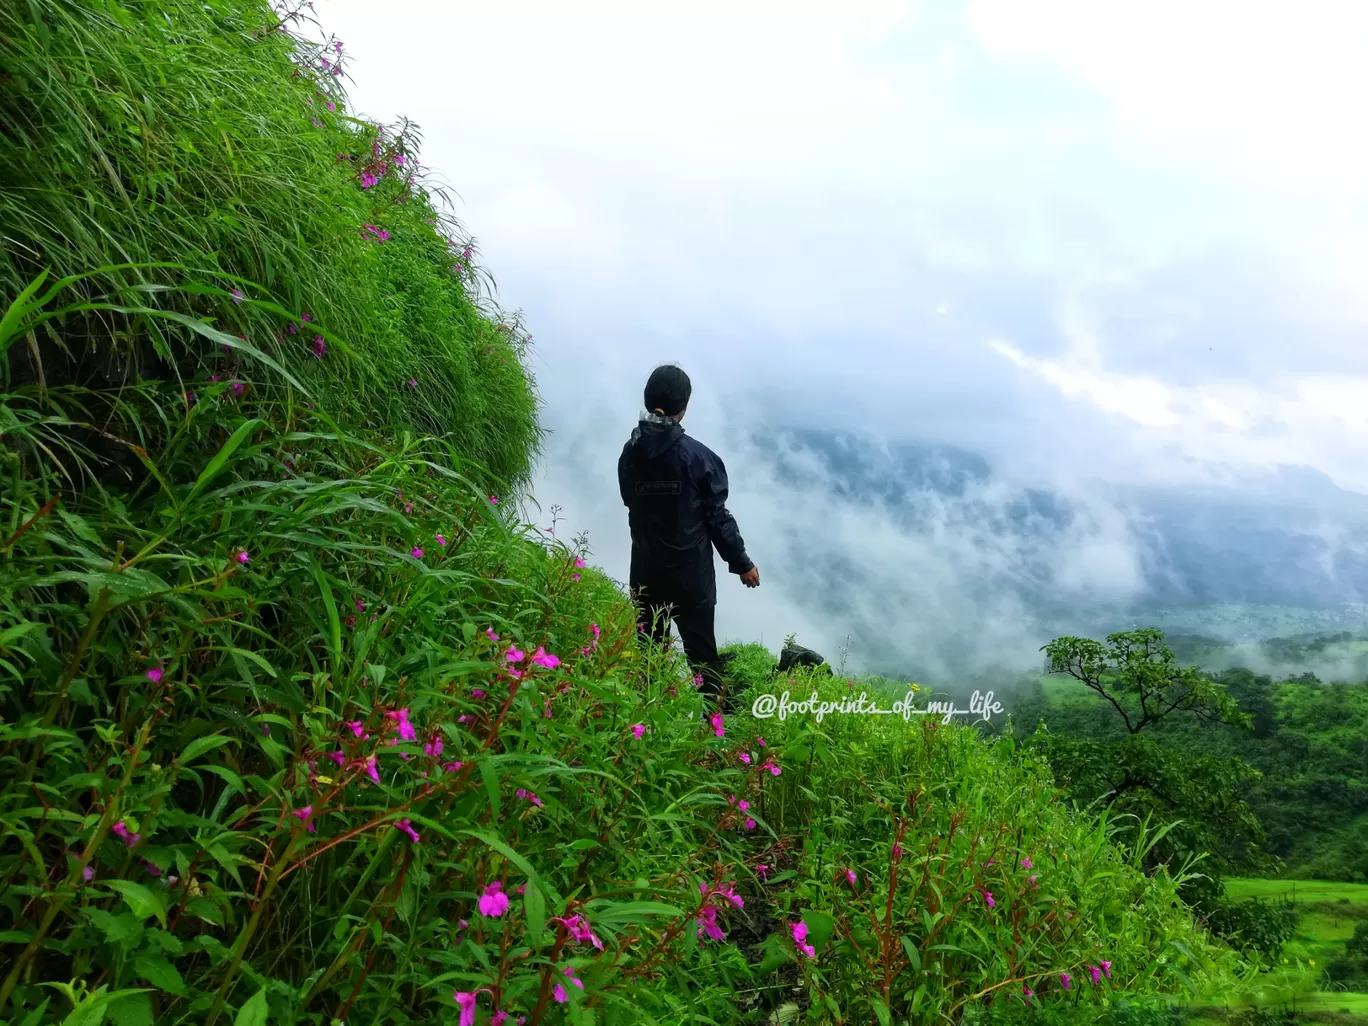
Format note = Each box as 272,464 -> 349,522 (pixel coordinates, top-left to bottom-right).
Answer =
1226,879 -> 1368,905
1216,879 -> 1368,1024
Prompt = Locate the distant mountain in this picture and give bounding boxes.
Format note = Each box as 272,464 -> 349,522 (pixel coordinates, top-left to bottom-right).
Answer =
745,427 -> 1368,670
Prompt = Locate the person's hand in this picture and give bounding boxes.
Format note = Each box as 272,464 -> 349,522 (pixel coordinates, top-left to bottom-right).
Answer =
740,566 -> 760,588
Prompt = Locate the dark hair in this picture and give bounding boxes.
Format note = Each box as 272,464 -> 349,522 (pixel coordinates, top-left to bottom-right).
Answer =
644,364 -> 691,416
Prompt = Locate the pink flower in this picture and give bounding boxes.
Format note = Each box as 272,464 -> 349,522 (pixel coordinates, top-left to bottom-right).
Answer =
364,755 -> 380,783
555,974 -> 582,1006
543,697 -> 553,719
83,865 -> 94,882
311,335 -> 327,357
231,288 -> 244,304
330,750 -> 345,766
515,788 -> 544,808
491,1014 -> 508,1026
756,864 -> 769,881
531,647 -> 560,670
453,991 -> 477,1026
1029,874 -> 1038,888
424,737 -> 444,757
739,752 -> 751,765
386,708 -> 417,741
693,674 -> 703,686
397,818 -> 421,843
983,890 -> 995,908
695,905 -> 725,942
111,822 -> 140,848
1023,987 -> 1034,999
1060,973 -> 1072,991
590,623 -> 600,642
892,842 -> 904,858
845,869 -> 857,886
631,724 -> 646,739
408,377 -> 419,388
791,920 -> 816,958
146,667 -> 163,684
345,720 -> 366,738
486,628 -> 499,641
478,882 -> 510,917
555,914 -> 604,950
574,557 -> 585,568
354,597 -> 366,613
292,806 -> 316,833
410,546 -> 424,559
442,761 -> 463,773
436,533 -> 447,547
710,712 -> 725,738
1088,965 -> 1101,985
756,736 -> 767,747
516,883 -> 526,895
1021,856 -> 1033,869
231,381 -> 245,396
505,647 -> 525,663
236,550 -> 250,565
489,495 -> 498,505
1100,960 -> 1112,979
472,688 -> 487,699
744,817 -> 756,830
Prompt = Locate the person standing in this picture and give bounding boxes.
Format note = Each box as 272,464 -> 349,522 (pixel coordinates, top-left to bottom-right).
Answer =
618,365 -> 760,703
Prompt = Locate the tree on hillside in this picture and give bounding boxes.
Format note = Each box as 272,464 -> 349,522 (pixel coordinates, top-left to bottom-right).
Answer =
1029,628 -> 1265,871
1041,627 -> 1251,735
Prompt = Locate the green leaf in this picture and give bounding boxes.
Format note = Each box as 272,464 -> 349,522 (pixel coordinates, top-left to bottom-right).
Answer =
479,760 -> 501,823
184,418 -> 267,506
0,267 -> 51,354
179,735 -> 233,765
133,952 -> 186,996
107,992 -> 152,1026
233,985 -> 270,1026
802,909 -> 835,952
591,902 -> 685,924
105,880 -> 167,928
525,883 -> 545,947
870,997 -> 891,1026
901,935 -> 921,971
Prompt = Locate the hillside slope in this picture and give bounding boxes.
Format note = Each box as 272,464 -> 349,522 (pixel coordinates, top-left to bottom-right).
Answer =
0,1 -> 1253,1023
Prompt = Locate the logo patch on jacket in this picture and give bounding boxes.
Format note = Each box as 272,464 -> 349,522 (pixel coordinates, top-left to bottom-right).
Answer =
635,480 -> 681,495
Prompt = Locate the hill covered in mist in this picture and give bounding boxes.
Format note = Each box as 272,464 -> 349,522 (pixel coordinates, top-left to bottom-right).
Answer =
741,427 -> 1368,680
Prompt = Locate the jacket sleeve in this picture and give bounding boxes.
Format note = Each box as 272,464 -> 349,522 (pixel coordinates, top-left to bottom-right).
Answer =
697,449 -> 754,575
618,444 -> 632,508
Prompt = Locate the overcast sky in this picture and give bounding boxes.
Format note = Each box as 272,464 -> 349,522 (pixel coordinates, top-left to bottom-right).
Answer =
311,0 -> 1368,666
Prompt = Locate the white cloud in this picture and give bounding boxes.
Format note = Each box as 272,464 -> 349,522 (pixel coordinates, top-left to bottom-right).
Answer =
308,0 -> 1368,663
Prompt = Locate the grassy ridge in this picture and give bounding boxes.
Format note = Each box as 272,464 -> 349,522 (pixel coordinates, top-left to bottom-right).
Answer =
0,0 -> 538,486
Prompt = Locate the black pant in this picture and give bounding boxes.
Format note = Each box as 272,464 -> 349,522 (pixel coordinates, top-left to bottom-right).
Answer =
635,594 -> 726,699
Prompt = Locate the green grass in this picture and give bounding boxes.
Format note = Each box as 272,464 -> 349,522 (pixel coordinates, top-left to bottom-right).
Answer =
0,0 -> 539,489
1225,880 -> 1368,905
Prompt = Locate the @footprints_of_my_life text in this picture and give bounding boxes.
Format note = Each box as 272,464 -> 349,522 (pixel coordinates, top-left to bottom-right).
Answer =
750,688 -> 1005,724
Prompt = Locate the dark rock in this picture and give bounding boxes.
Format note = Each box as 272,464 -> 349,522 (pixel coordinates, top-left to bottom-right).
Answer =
777,643 -> 831,675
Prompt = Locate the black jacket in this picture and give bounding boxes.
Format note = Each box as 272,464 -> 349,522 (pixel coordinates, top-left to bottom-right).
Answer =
618,417 -> 753,607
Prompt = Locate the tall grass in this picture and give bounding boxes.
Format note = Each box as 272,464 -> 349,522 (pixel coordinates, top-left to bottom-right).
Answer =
0,0 -> 539,487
